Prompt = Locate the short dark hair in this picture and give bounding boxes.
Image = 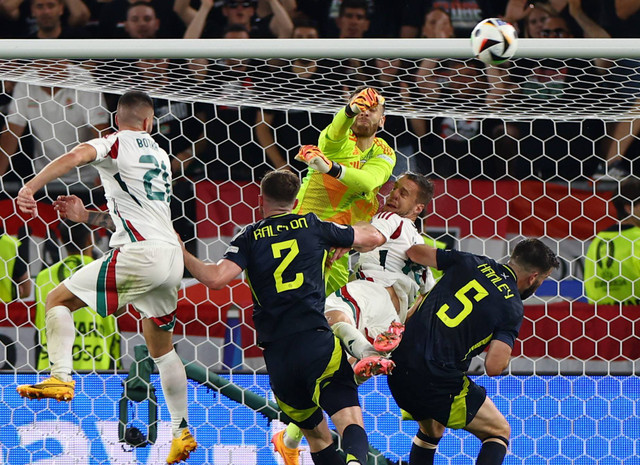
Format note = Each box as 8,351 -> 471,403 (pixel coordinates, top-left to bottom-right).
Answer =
339,0 -> 370,18
402,172 -> 434,205
292,12 -> 319,31
261,170 -> 300,206
613,177 -> 640,220
127,1 -> 156,13
117,90 -> 153,112
58,219 -> 92,255
510,238 -> 559,274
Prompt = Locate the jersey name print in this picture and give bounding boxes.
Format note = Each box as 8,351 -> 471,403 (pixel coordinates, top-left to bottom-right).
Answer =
223,213 -> 354,343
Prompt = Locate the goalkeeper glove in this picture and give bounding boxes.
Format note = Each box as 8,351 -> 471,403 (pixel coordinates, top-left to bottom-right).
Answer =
295,145 -> 344,178
345,87 -> 385,118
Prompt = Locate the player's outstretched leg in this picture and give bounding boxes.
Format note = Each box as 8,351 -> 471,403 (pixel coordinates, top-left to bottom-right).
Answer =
272,428 -> 301,465
353,356 -> 395,382
17,304 -> 77,401
373,321 -> 405,353
167,429 -> 197,464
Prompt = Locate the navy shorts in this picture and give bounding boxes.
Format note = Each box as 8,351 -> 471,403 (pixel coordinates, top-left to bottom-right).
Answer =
263,328 -> 360,430
387,360 -> 487,429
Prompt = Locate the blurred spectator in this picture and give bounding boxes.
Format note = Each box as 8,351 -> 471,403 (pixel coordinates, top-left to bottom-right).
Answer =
98,0 -> 186,38
34,219 -> 120,370
181,0 -> 293,38
0,80 -> 110,201
255,16 -> 334,172
400,0 -> 484,38
584,177 -> 640,305
499,0 -> 552,38
0,227 -> 30,302
487,13 -> 608,181
335,0 -> 370,38
22,0 -> 90,38
123,1 -> 159,38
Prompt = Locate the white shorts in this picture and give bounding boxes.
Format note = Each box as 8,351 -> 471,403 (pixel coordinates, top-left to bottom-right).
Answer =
64,241 -> 183,330
325,279 -> 399,341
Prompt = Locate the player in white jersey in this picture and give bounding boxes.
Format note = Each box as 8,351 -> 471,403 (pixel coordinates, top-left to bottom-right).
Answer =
15,91 -> 197,464
325,173 -> 436,379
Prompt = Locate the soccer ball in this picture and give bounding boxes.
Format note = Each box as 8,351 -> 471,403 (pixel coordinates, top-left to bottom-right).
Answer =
470,18 -> 518,65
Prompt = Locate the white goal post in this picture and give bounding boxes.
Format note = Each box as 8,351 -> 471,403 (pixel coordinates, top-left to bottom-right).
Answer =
0,37 -> 639,465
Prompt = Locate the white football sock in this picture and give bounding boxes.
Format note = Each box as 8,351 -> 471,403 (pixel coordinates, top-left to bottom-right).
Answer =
332,322 -> 378,360
153,349 -> 188,438
45,305 -> 75,382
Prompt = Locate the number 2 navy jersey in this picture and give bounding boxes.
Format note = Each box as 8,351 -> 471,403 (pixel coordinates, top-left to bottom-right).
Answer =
393,248 -> 524,373
223,213 -> 354,344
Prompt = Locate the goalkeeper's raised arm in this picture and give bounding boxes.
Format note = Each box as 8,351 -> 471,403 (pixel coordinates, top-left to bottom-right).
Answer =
293,86 -> 395,295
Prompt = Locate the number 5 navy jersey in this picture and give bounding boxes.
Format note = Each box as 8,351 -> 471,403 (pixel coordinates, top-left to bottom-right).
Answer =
393,248 -> 524,373
223,213 -> 354,344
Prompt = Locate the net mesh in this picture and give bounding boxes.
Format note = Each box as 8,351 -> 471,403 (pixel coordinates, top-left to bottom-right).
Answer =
1,44 -> 640,464
1,55 -> 640,119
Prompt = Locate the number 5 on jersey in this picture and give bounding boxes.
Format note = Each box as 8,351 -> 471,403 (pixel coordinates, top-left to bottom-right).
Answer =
437,279 -> 489,328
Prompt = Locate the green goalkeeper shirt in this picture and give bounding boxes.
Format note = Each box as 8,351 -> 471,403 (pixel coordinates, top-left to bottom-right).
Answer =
294,107 -> 396,225
584,224 -> 640,305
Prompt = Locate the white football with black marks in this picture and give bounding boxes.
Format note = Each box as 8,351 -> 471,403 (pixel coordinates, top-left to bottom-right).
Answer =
470,18 -> 518,65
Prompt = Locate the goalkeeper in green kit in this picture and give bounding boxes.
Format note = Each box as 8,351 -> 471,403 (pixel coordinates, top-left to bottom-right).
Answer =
272,87 -> 396,464
294,86 -> 396,295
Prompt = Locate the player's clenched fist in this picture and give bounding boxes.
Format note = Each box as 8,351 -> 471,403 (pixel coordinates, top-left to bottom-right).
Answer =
346,87 -> 385,117
295,145 -> 344,179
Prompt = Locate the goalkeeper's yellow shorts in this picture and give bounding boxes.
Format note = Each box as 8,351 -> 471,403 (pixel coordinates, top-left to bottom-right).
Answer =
325,254 -> 349,296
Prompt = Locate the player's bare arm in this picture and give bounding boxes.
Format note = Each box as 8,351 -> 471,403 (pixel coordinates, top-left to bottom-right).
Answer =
406,243 -> 438,269
352,221 -> 386,252
183,249 -> 242,290
17,143 -> 97,217
53,195 -> 116,231
484,339 -> 513,376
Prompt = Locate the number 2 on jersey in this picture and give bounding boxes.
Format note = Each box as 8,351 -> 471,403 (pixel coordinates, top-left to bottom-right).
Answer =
271,239 -> 304,293
437,279 -> 488,327
140,155 -> 171,202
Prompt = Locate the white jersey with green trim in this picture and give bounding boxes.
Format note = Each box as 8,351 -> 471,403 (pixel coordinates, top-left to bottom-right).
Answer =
86,130 -> 178,248
355,211 -> 435,320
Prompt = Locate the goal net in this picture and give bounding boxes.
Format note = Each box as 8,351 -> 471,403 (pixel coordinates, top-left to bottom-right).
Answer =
0,38 -> 639,465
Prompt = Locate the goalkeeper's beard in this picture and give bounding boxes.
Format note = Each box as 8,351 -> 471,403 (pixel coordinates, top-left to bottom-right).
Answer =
352,119 -> 378,138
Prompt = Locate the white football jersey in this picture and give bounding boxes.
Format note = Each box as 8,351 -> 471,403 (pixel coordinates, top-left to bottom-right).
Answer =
86,130 -> 178,248
355,211 -> 435,317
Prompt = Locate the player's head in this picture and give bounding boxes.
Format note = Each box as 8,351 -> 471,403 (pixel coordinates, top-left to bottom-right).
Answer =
349,86 -> 385,137
259,170 -> 301,216
613,177 -> 640,223
383,173 -> 434,221
116,91 -> 154,133
58,219 -> 93,256
125,2 -> 160,39
508,238 -> 559,300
